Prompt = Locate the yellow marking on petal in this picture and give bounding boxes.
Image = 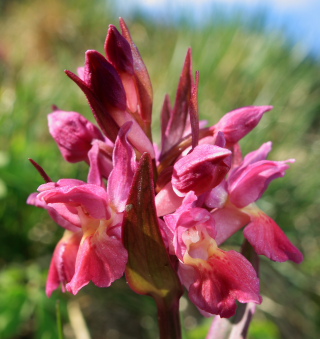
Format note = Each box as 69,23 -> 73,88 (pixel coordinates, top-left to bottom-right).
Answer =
77,206 -> 118,243
241,203 -> 262,217
182,226 -> 223,270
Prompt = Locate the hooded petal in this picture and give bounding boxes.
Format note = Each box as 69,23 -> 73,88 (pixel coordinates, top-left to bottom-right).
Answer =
120,18 -> 153,124
48,110 -> 104,163
243,207 -> 304,263
38,180 -> 110,221
172,144 -> 231,197
212,106 -> 273,144
155,181 -> 184,217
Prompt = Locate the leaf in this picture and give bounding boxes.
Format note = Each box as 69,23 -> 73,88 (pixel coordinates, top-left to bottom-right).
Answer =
123,152 -> 182,301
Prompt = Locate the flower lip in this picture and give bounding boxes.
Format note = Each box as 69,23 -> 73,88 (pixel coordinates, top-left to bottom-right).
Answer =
172,144 -> 231,197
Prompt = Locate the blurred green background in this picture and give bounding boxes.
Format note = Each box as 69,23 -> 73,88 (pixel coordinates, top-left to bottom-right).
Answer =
0,0 -> 319,338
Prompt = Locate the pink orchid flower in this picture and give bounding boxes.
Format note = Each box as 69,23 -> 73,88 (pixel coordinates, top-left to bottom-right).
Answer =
155,144 -> 232,216
48,109 -> 114,182
163,192 -> 262,318
28,122 -> 136,295
209,142 -> 303,263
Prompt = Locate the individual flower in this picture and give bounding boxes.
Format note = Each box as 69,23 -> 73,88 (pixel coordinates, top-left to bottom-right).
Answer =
28,122 -> 136,294
48,108 -> 114,183
163,192 -> 262,318
208,142 -> 303,263
155,144 -> 232,216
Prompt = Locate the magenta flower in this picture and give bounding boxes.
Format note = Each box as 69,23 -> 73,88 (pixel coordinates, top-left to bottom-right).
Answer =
163,192 -> 261,318
156,144 -> 231,216
28,19 -> 303,329
48,109 -> 105,163
28,123 -> 136,294
46,230 -> 82,297
48,109 -> 114,183
211,106 -> 273,145
210,142 -> 303,263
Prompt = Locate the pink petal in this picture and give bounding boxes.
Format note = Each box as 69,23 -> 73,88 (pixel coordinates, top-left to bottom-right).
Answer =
87,141 -> 113,186
108,122 -> 136,212
65,69 -> 120,142
229,159 -> 295,208
85,50 -> 127,111
105,25 -> 134,75
172,144 -> 231,197
174,209 -> 217,261
46,231 -> 82,297
204,181 -> 228,209
213,106 -> 273,144
48,110 -> 104,163
213,204 -> 251,246
244,210 -> 304,263
66,224 -> 127,294
155,181 -> 183,217
38,182 -> 110,220
228,141 -> 272,180
180,249 -> 261,318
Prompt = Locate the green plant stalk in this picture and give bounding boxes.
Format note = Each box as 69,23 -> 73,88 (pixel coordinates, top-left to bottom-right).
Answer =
155,294 -> 181,339
56,300 -> 65,339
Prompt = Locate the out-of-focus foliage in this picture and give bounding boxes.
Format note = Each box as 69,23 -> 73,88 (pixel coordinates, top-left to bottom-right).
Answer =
0,0 -> 319,338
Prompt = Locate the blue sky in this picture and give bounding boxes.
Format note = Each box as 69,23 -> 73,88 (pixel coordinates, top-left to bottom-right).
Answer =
114,0 -> 320,57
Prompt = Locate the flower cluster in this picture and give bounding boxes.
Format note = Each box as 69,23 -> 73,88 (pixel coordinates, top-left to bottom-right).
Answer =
28,19 -> 303,318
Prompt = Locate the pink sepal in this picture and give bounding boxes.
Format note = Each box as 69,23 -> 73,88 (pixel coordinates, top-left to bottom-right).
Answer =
244,209 -> 304,263
48,110 -> 104,163
229,141 -> 272,179
46,231 -> 82,297
108,122 -> 137,212
172,144 -> 231,197
204,181 -> 228,209
155,181 -> 183,217
38,180 -> 110,221
212,204 -> 250,246
179,249 -> 261,318
87,141 -> 112,186
66,223 -> 127,294
27,192 -> 80,232
213,106 -> 273,144
229,159 -> 295,208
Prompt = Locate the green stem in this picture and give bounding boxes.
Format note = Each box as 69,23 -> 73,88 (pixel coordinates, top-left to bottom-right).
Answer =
156,295 -> 182,339
56,300 -> 65,339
